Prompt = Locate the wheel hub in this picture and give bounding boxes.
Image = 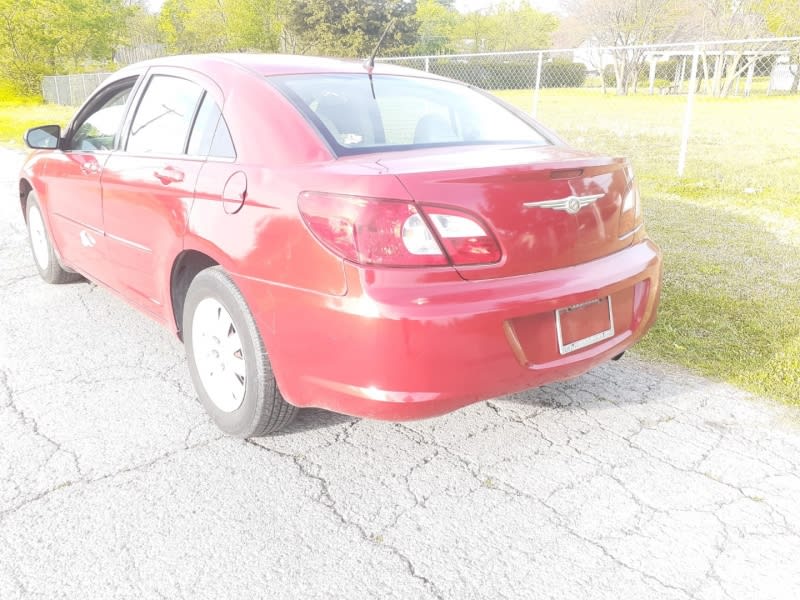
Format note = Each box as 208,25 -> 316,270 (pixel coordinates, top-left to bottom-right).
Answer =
28,205 -> 50,270
191,297 -> 247,413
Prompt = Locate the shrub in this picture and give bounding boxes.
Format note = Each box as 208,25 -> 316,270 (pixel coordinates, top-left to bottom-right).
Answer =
638,58 -> 682,83
540,61 -> 587,88
429,58 -> 586,90
603,64 -> 617,87
0,79 -> 40,105
430,59 -> 536,90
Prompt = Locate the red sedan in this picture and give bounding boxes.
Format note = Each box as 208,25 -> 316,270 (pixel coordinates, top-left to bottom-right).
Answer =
19,54 -> 661,436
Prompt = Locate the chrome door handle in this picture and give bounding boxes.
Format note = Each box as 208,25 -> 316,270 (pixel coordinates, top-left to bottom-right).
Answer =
80,162 -> 99,175
153,166 -> 185,185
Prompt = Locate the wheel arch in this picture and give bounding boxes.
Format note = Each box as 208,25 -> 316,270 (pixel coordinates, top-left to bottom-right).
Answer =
19,179 -> 33,222
170,249 -> 220,340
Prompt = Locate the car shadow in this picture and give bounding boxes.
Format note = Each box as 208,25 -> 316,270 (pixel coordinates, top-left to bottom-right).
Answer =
276,407 -> 358,436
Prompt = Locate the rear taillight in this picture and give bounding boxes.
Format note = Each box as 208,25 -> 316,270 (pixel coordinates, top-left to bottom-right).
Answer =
298,192 -> 501,267
425,208 -> 502,265
618,172 -> 642,238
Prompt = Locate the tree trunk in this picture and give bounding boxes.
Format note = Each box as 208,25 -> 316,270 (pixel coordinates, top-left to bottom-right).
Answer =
711,53 -> 724,97
720,52 -> 742,98
613,57 -> 625,95
599,66 -> 607,94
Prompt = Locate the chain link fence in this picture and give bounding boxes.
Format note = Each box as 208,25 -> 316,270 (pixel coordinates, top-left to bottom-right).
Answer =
379,37 -> 800,176
380,37 -> 800,101
41,72 -> 112,106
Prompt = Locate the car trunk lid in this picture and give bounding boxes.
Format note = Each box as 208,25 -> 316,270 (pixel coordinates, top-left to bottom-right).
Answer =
374,144 -> 633,280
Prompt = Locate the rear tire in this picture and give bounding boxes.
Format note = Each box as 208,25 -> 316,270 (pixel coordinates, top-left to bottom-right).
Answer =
25,192 -> 81,284
183,266 -> 297,437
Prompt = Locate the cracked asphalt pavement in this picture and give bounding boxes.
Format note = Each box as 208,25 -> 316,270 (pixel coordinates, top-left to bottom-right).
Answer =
1,146 -> 800,599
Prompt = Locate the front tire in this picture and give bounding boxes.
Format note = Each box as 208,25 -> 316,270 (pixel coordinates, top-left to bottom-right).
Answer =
183,266 -> 297,437
25,192 -> 81,284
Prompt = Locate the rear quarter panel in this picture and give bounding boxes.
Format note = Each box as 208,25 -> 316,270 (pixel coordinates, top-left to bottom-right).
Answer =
185,73 -> 419,297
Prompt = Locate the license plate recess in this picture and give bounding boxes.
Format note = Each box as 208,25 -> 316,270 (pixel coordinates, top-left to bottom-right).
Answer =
555,297 -> 614,355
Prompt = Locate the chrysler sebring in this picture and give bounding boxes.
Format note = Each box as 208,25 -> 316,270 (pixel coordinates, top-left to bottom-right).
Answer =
19,54 -> 661,436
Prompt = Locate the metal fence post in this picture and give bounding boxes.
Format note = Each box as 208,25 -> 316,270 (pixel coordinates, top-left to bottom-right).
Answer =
424,57 -> 430,73
531,51 -> 543,118
54,77 -> 61,105
678,46 -> 700,177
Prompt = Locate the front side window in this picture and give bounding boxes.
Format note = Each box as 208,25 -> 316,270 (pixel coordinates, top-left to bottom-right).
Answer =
69,85 -> 134,152
127,75 -> 203,155
271,74 -> 549,155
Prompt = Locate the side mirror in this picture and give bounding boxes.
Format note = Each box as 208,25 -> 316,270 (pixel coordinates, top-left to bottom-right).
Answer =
25,125 -> 61,150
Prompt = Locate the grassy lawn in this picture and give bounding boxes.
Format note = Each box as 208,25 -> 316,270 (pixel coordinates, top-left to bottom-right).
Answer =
498,88 -> 800,405
0,100 -> 75,147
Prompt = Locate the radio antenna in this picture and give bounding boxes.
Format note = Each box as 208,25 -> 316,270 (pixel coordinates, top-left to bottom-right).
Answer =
365,18 -> 396,74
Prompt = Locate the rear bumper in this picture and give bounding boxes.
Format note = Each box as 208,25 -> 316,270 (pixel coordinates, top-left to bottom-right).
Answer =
233,239 -> 662,421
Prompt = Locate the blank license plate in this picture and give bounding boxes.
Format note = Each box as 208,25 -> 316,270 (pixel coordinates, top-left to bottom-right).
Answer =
556,297 -> 615,355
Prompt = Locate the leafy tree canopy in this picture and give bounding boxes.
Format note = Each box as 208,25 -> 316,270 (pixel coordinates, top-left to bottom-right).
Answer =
0,0 -> 131,94
287,0 -> 418,57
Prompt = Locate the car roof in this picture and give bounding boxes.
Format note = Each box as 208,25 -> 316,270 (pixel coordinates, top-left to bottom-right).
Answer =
123,53 -> 437,79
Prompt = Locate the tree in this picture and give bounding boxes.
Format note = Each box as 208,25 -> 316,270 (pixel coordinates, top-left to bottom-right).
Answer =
685,1 -> 778,96
0,0 -> 128,95
414,0 -> 458,55
454,2 -> 558,53
52,0 -> 130,68
123,1 -> 162,48
226,0 -> 284,52
159,0 -> 234,52
455,9 -> 494,52
158,0 -> 283,54
566,0 -> 686,94
287,0 -> 418,58
1,0 -> 60,93
486,2 -> 558,51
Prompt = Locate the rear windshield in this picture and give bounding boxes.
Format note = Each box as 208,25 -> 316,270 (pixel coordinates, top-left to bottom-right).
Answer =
270,74 -> 549,155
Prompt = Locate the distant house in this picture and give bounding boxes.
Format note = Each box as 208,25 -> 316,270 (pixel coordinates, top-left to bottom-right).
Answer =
570,39 -> 616,74
769,55 -> 800,93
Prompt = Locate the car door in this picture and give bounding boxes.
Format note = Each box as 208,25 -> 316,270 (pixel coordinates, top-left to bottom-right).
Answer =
45,77 -> 138,283
101,69 -> 218,321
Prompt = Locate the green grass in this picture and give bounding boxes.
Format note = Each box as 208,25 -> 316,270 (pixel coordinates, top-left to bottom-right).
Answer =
497,88 -> 800,405
0,99 -> 75,147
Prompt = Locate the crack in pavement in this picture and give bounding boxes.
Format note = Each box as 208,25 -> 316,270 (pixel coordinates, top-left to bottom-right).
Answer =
244,438 -> 446,600
0,434 -> 224,521
386,413 -> 789,599
1,368 -> 84,480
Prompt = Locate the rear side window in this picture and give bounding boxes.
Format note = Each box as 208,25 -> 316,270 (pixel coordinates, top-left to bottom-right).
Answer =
187,94 -> 236,159
127,75 -> 203,155
271,74 -> 549,155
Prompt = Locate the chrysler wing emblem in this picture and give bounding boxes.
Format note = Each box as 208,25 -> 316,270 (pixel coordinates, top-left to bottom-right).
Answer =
523,193 -> 604,215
